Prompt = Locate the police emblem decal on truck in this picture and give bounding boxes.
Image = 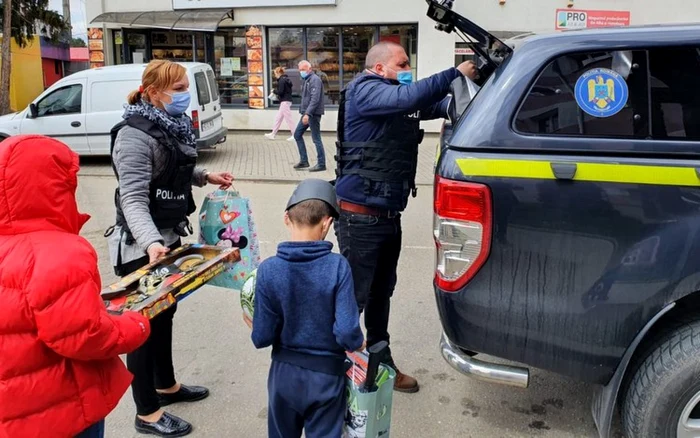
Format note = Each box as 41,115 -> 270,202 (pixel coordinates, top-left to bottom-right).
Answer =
574,68 -> 629,117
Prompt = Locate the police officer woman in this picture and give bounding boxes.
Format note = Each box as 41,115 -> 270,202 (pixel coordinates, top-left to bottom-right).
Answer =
107,60 -> 233,437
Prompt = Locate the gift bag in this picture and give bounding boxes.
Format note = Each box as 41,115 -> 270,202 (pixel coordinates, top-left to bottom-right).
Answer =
344,342 -> 395,438
198,189 -> 261,291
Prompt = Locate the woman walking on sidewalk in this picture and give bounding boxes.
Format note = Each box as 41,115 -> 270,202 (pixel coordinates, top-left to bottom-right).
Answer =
265,67 -> 295,141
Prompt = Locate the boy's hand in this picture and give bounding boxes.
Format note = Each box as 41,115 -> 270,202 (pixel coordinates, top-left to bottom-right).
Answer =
243,314 -> 253,330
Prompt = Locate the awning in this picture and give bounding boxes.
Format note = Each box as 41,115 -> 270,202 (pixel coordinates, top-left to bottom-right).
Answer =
90,9 -> 233,32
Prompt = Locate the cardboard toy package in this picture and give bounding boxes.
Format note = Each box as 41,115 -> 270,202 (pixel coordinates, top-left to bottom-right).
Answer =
344,342 -> 396,438
101,244 -> 240,319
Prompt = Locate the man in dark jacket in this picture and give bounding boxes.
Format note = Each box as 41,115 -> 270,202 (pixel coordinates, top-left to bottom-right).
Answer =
335,41 -> 476,393
293,60 -> 326,172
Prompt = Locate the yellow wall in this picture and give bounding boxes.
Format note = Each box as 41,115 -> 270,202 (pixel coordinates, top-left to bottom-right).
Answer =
0,36 -> 44,112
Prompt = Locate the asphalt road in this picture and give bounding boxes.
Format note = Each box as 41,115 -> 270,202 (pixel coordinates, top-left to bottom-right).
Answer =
77,175 -> 616,438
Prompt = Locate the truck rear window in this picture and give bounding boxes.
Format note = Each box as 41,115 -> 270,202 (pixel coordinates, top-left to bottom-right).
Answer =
194,72 -> 211,106
206,70 -> 219,101
515,47 -> 700,141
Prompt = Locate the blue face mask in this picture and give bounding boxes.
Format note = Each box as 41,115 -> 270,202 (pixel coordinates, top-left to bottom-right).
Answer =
300,71 -> 309,80
396,70 -> 413,85
163,91 -> 191,116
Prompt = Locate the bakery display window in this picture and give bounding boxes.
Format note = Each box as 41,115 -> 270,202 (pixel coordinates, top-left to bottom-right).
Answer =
268,27 -> 305,105
380,25 -> 418,80
343,26 -> 376,86
307,26 -> 340,105
212,28 -> 248,106
267,24 -> 417,107
151,31 -> 205,63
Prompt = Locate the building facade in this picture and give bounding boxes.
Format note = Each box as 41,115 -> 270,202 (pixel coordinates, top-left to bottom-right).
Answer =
0,36 -> 44,112
87,0 -> 700,132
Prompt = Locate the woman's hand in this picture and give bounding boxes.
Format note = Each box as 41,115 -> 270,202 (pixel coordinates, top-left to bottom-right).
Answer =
207,172 -> 234,190
147,242 -> 170,263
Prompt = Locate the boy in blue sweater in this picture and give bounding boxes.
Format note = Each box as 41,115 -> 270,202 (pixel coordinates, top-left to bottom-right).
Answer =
252,179 -> 365,438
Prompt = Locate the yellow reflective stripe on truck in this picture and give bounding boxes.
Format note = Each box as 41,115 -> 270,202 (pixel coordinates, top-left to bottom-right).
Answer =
455,158 -> 700,187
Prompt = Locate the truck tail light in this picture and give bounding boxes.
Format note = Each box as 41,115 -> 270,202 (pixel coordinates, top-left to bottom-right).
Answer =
433,176 -> 492,292
191,110 -> 200,130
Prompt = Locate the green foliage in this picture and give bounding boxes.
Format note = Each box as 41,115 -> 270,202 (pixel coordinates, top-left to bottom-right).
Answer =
70,37 -> 86,47
0,0 -> 70,47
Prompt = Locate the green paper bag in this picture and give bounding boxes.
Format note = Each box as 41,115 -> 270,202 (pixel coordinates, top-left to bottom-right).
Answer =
343,351 -> 396,438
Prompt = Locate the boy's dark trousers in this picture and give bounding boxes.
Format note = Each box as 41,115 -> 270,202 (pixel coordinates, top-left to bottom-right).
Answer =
267,361 -> 346,438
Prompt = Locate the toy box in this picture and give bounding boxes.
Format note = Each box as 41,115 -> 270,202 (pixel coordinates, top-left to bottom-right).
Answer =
101,244 -> 240,319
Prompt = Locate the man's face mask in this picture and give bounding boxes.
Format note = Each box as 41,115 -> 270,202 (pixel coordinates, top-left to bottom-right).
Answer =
378,65 -> 413,85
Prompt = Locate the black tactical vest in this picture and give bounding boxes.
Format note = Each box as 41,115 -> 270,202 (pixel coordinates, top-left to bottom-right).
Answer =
110,115 -> 196,235
335,82 -> 424,211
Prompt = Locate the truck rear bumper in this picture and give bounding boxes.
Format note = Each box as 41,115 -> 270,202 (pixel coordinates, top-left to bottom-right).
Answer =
440,332 -> 530,388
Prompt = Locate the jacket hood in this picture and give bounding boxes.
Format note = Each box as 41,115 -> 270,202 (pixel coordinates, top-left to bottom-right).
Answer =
277,240 -> 333,262
0,135 -> 89,236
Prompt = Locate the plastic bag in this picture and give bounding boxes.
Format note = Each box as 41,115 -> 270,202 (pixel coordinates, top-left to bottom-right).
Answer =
198,189 -> 261,291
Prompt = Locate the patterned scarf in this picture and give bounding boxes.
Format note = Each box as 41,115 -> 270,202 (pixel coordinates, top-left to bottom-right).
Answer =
122,100 -> 196,147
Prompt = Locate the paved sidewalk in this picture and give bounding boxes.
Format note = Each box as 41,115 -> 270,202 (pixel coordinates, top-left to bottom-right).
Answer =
79,131 -> 439,185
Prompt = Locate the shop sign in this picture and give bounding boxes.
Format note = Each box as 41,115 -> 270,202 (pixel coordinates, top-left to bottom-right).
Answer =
87,28 -> 105,69
245,26 -> 265,109
173,0 -> 336,9
455,47 -> 474,55
556,9 -> 630,30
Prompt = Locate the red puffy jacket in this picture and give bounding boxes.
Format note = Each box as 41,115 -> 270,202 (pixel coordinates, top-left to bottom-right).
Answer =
0,136 -> 151,438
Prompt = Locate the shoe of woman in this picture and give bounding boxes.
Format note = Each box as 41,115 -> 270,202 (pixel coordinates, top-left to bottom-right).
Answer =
264,133 -> 276,140
157,384 -> 209,406
134,412 -> 192,437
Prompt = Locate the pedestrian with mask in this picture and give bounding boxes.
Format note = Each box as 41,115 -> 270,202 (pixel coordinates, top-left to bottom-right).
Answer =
293,60 -> 326,172
107,60 -> 234,437
265,66 -> 295,141
334,41 -> 477,393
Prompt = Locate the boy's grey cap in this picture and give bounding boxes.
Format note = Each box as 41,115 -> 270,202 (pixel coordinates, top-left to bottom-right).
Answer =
286,179 -> 340,218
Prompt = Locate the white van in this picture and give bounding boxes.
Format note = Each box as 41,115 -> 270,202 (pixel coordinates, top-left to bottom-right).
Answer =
0,63 -> 227,155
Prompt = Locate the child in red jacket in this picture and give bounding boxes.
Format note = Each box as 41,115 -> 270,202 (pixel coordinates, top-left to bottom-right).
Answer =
0,135 -> 151,438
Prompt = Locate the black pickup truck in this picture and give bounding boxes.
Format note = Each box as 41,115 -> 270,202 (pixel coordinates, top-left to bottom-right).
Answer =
427,1 -> 700,437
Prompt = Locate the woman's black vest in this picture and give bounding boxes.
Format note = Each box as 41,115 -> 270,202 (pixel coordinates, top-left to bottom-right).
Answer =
110,115 -> 196,238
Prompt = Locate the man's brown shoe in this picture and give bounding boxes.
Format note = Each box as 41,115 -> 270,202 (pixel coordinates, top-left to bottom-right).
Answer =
393,370 -> 419,393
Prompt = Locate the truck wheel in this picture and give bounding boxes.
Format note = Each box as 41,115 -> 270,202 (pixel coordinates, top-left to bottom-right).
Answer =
622,318 -> 700,438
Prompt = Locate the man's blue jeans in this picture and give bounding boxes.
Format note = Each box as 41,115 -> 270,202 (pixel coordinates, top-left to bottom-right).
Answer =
294,115 -> 325,167
75,420 -> 105,438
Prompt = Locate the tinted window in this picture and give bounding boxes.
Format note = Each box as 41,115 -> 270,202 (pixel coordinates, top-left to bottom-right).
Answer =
649,47 -> 700,140
37,84 -> 83,116
206,69 -> 219,101
515,51 -> 649,138
194,72 -> 211,105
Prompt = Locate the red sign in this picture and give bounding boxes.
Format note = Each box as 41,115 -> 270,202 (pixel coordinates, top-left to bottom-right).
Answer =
556,9 -> 631,30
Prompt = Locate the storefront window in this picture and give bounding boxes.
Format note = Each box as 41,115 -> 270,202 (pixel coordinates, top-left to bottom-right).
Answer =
343,26 -> 376,85
213,28 -> 248,106
122,32 -> 147,64
151,31 -> 204,62
380,25 -> 418,78
268,27 -> 304,104
267,24 -> 416,107
307,27 -> 340,105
